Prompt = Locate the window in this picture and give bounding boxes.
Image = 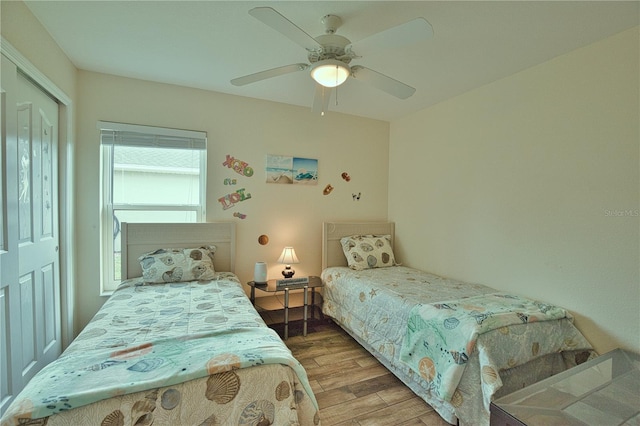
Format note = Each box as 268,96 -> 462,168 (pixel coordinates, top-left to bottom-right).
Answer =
99,121 -> 207,293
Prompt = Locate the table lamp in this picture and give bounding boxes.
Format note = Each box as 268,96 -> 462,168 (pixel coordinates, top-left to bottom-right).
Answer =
277,246 -> 299,278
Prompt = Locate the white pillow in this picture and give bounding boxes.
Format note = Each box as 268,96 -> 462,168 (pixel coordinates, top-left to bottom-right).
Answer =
138,246 -> 216,283
340,235 -> 396,270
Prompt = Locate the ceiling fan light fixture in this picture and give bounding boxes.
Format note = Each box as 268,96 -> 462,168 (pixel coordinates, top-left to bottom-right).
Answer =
310,59 -> 350,88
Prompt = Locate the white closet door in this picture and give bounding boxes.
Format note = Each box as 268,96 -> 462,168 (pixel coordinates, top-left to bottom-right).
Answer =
1,54 -> 62,415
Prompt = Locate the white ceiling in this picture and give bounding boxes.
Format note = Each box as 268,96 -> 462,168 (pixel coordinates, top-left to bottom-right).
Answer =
24,1 -> 639,121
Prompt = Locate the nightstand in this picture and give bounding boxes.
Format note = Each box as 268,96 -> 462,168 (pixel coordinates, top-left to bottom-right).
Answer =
491,348 -> 640,425
247,276 -> 323,339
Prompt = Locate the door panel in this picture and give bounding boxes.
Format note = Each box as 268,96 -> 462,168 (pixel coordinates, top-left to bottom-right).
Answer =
41,113 -> 54,238
1,55 -> 61,415
17,102 -> 31,242
19,273 -> 36,378
0,288 -> 10,410
43,264 -> 57,351
1,54 -> 21,416
15,71 -> 61,384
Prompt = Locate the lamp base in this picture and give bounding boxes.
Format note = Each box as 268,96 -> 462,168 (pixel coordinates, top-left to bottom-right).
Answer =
282,266 -> 295,279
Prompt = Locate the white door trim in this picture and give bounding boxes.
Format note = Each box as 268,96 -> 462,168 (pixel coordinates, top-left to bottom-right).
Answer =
1,37 -> 75,348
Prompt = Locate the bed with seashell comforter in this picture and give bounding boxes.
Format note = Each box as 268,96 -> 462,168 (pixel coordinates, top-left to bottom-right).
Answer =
1,223 -> 319,426
321,222 -> 594,426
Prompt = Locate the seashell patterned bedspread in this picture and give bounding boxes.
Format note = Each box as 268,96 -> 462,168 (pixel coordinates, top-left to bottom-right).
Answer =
399,293 -> 574,403
321,266 -> 593,426
1,273 -> 319,426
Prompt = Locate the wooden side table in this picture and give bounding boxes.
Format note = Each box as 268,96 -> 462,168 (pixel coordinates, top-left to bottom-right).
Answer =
247,276 -> 323,339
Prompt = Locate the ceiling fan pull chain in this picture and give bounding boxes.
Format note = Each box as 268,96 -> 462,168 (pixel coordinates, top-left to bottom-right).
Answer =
322,86 -> 327,116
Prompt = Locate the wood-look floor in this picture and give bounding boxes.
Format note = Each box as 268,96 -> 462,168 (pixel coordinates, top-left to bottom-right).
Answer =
284,320 -> 453,426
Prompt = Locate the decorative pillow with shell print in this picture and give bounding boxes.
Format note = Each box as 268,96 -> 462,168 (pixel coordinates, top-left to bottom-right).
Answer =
138,246 -> 216,283
340,235 -> 396,270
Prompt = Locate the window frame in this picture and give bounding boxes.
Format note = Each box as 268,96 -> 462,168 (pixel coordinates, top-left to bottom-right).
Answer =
99,122 -> 207,294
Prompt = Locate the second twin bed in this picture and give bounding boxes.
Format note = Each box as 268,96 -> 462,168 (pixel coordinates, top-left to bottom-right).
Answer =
320,221 -> 594,426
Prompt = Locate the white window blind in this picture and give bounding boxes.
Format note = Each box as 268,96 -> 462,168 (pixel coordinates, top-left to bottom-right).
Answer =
98,121 -> 207,293
98,121 -> 207,149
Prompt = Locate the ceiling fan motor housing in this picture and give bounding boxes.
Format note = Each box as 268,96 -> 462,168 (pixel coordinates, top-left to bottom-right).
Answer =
309,34 -> 352,64
321,14 -> 342,33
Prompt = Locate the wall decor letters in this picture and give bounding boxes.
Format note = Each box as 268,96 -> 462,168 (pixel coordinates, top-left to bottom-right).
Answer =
223,154 -> 254,177
218,188 -> 251,210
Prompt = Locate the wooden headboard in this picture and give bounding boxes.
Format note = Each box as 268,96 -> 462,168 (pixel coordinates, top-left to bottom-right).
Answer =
121,222 -> 236,279
322,222 -> 395,270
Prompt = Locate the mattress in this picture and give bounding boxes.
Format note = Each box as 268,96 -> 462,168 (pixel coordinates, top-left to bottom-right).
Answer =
321,265 -> 593,426
1,272 -> 319,426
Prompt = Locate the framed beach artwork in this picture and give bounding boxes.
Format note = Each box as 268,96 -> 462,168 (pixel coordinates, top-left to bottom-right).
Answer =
266,155 -> 318,185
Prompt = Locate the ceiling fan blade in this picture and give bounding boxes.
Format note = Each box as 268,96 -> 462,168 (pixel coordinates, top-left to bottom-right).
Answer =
349,17 -> 433,57
231,63 -> 308,86
312,84 -> 333,115
249,7 -> 322,52
351,66 -> 416,99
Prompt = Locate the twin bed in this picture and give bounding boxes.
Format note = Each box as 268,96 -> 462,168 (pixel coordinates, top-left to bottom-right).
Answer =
1,223 -> 319,426
320,222 -> 594,426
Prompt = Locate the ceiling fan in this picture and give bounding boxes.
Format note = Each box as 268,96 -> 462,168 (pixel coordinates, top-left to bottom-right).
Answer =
230,7 -> 433,114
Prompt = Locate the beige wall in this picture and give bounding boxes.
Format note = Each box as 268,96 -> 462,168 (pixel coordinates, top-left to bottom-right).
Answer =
1,1 -> 76,97
75,70 -> 389,329
389,27 -> 640,354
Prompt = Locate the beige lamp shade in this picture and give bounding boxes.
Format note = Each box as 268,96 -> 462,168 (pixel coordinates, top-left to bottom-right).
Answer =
277,247 -> 299,278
